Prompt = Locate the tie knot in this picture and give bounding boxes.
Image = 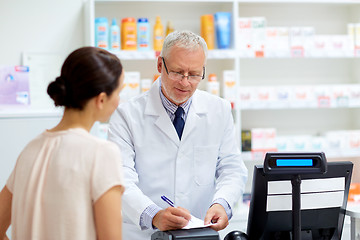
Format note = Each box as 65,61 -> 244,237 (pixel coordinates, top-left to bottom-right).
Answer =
175,107 -> 184,118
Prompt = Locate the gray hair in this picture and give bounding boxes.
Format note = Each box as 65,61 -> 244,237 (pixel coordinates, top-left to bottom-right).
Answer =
160,30 -> 208,61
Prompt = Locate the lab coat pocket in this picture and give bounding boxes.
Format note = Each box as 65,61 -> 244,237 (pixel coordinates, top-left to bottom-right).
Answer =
194,145 -> 218,186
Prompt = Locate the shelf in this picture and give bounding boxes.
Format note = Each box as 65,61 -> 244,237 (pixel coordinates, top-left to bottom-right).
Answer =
110,49 -> 359,60
95,0 -> 360,3
111,50 -> 157,60
241,106 -> 360,110
110,49 -> 238,60
87,0 -> 360,153
0,108 -> 63,119
237,0 -> 360,4
96,0 -> 233,2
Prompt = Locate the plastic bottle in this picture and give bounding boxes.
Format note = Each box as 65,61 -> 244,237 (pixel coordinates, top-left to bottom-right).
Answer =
200,15 -> 215,50
214,12 -> 231,49
121,17 -> 137,50
153,16 -> 164,52
95,17 -> 109,49
166,21 -> 174,36
110,18 -> 120,51
206,73 -> 219,96
137,18 -> 150,51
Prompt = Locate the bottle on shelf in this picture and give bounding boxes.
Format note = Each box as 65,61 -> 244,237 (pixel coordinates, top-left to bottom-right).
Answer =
121,17 -> 137,50
137,18 -> 150,51
110,18 -> 120,51
166,21 -> 174,36
214,12 -> 231,49
206,73 -> 219,96
200,14 -> 215,50
95,17 -> 109,49
153,16 -> 164,52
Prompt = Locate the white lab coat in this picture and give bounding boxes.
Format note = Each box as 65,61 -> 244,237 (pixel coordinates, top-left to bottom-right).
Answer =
108,79 -> 248,240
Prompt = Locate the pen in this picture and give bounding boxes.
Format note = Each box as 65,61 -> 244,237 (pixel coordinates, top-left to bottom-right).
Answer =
161,195 -> 176,207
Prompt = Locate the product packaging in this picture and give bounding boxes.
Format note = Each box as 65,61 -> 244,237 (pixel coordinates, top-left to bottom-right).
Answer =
0,65 -> 30,107
237,18 -> 253,57
276,27 -> 290,57
239,87 -> 252,109
121,17 -> 137,50
273,86 -> 291,109
153,16 -> 164,52
214,12 -> 231,49
349,84 -> 360,107
137,18 -> 150,51
312,35 -> 328,57
95,17 -> 109,49
120,71 -> 140,102
289,27 -> 304,57
251,17 -> 266,57
354,23 -> 360,56
251,128 -> 277,160
302,27 -> 315,57
200,15 -> 215,50
348,23 -> 355,52
265,27 -> 277,57
241,130 -> 252,152
206,73 -> 219,96
110,18 -> 120,51
166,21 -> 174,36
222,70 -> 236,105
141,78 -> 152,92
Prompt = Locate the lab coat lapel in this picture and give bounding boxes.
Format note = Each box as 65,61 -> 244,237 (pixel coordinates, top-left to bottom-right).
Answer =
181,90 -> 207,141
144,80 -> 180,145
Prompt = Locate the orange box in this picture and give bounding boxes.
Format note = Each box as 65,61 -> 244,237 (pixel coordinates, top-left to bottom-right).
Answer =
348,183 -> 360,202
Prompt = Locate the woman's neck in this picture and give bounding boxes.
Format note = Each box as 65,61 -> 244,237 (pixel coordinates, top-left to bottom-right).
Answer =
48,108 -> 95,132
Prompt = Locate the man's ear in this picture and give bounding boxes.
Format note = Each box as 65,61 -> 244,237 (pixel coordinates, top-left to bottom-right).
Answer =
157,56 -> 162,73
95,92 -> 107,109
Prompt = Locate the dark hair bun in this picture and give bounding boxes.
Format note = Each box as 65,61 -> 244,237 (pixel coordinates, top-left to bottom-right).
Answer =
47,76 -> 67,107
47,47 -> 123,110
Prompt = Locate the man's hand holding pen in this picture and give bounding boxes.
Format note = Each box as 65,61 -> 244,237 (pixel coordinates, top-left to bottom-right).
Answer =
152,206 -> 191,231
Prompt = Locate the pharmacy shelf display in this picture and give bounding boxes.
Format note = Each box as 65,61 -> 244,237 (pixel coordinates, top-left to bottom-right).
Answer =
84,0 -> 360,160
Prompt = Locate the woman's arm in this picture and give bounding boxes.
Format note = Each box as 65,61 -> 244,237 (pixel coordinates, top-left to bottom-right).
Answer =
94,185 -> 124,240
0,186 -> 12,239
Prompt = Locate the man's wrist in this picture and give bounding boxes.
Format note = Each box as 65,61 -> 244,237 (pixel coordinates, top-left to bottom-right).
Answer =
139,204 -> 162,230
212,198 -> 232,220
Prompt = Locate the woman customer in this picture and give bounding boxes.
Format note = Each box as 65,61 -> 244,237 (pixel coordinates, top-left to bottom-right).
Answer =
0,46 -> 125,240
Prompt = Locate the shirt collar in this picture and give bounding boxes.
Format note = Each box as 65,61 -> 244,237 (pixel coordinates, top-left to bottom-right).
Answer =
159,78 -> 192,115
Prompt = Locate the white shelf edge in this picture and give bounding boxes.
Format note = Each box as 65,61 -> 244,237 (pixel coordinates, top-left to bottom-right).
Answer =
237,0 -> 360,4
111,49 -> 239,60
95,0 -> 233,2
240,106 -> 360,110
109,49 -> 360,60
0,108 -> 63,118
95,0 -> 360,3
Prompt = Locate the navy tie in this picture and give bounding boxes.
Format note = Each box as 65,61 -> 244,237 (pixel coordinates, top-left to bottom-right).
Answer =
173,107 -> 185,140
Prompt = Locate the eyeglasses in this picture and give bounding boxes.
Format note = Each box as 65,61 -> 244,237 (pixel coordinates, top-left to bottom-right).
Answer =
162,57 -> 205,83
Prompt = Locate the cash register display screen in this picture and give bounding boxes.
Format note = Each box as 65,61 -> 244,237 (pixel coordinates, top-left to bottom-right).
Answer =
276,159 -> 313,167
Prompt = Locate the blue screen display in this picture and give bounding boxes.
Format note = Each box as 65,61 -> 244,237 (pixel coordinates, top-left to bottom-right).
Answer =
276,159 -> 313,167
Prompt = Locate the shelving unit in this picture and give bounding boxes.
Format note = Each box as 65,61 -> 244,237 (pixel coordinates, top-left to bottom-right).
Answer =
84,0 -> 360,164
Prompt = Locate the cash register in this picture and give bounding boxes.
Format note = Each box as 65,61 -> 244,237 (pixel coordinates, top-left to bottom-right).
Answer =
151,227 -> 219,240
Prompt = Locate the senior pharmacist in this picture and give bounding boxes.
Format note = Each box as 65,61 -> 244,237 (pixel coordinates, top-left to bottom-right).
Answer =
108,30 -> 248,239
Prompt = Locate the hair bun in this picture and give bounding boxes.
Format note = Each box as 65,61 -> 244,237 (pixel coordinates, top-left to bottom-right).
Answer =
47,76 -> 67,107
55,76 -> 65,84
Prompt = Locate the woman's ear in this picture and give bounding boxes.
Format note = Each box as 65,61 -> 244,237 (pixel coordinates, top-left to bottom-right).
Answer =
94,92 -> 107,109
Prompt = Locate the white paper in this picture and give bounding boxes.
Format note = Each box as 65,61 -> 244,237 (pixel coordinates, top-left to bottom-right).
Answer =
22,53 -> 63,108
266,191 -> 344,212
182,215 -> 213,229
268,177 -> 345,195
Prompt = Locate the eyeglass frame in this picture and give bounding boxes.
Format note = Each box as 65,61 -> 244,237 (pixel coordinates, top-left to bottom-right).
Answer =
161,57 -> 205,83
